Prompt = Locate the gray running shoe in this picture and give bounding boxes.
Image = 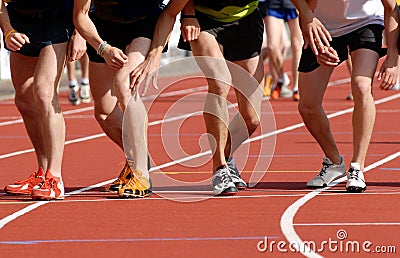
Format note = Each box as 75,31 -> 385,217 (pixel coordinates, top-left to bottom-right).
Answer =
226,157 -> 247,190
212,166 -> 238,195
307,156 -> 346,188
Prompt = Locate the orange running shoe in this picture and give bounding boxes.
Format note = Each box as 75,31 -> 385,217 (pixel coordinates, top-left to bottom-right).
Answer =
105,161 -> 132,192
293,90 -> 300,101
31,170 -> 64,200
4,167 -> 45,195
118,170 -> 152,198
270,83 -> 282,100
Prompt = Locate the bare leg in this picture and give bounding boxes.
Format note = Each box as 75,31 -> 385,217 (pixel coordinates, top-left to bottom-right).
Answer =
190,32 -> 232,172
350,49 -> 379,169
33,43 -> 68,177
287,17 -> 303,92
113,37 -> 151,177
224,56 -> 264,157
298,65 -> 342,165
10,53 -> 47,170
89,62 -> 124,149
265,15 -> 286,84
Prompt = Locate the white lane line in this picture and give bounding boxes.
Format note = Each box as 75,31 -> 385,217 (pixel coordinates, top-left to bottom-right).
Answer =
280,150 -> 400,258
294,222 -> 400,226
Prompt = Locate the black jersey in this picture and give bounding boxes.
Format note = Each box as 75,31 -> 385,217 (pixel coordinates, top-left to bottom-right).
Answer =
92,0 -> 164,24
5,0 -> 73,17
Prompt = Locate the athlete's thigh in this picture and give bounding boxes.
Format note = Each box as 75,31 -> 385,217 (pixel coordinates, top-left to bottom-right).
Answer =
34,43 -> 68,91
89,62 -> 119,113
190,32 -> 231,84
9,52 -> 37,96
350,48 -> 379,89
233,56 -> 264,117
265,15 -> 285,46
299,65 -> 335,107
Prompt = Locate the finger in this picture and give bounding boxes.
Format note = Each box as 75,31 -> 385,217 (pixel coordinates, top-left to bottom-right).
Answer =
152,74 -> 159,90
130,71 -> 141,89
319,27 -> 331,46
182,30 -> 188,42
21,34 -> 30,44
191,28 -> 196,41
308,31 -> 319,55
10,38 -> 23,49
142,75 -> 150,96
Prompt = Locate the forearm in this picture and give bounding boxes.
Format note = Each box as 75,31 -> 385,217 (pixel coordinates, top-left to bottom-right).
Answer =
182,0 -> 195,15
0,1 -> 14,35
147,0 -> 189,59
73,1 -> 105,53
383,2 -> 399,59
290,0 -> 315,19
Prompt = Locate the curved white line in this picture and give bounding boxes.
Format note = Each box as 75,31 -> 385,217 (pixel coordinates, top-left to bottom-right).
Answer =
280,151 -> 400,257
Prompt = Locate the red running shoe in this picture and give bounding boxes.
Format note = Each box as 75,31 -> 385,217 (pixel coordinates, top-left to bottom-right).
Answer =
31,170 -> 65,200
4,168 -> 45,195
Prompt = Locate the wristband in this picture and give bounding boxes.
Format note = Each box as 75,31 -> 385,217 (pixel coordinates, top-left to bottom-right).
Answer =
180,14 -> 196,19
5,29 -> 16,43
97,41 -> 109,57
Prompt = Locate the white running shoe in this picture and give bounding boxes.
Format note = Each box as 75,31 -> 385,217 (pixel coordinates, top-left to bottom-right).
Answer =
307,156 -> 346,188
346,162 -> 366,193
80,83 -> 91,103
68,84 -> 81,105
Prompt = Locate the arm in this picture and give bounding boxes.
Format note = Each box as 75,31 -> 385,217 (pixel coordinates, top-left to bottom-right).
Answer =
180,0 -> 200,42
290,0 -> 332,55
73,0 -> 127,69
0,0 -> 30,51
378,0 -> 399,90
67,29 -> 87,62
130,0 -> 190,95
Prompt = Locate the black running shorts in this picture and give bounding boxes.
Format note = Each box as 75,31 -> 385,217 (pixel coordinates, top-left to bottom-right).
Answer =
298,24 -> 384,73
87,12 -> 162,63
178,9 -> 264,62
5,9 -> 74,57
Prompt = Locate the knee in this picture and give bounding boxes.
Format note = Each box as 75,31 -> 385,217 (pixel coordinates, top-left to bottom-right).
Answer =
207,79 -> 230,98
94,107 -> 121,130
298,102 -> 319,120
32,80 -> 55,110
246,115 -> 260,133
351,81 -> 372,102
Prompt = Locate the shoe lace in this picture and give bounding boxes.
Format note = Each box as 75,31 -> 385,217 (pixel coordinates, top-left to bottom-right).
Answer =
69,88 -> 79,100
40,178 -> 56,190
318,162 -> 331,177
220,168 -> 231,185
348,168 -> 360,180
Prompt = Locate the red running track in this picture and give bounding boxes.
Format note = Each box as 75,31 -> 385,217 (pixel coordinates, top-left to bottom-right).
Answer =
0,60 -> 399,257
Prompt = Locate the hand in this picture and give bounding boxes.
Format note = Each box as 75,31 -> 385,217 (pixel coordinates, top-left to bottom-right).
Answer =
130,52 -> 161,96
102,45 -> 128,70
180,17 -> 200,42
67,31 -> 87,61
378,56 -> 399,90
316,46 -> 340,66
299,14 -> 332,55
5,30 -> 30,51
